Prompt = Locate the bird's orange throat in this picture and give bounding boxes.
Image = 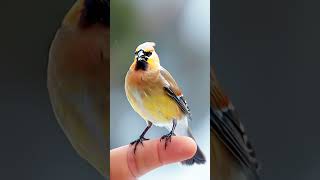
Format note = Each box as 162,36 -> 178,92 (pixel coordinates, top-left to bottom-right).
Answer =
127,69 -> 160,87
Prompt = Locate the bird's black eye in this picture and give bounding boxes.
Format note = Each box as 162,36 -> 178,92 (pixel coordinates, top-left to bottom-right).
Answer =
145,51 -> 152,57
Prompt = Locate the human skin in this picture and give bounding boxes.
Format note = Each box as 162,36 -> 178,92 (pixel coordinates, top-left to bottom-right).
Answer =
110,136 -> 197,180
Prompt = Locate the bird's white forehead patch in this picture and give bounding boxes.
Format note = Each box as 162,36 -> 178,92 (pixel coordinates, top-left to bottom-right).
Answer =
136,42 -> 156,52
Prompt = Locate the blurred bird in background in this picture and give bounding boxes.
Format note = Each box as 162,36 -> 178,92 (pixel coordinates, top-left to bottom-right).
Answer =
47,0 -> 109,178
211,66 -> 260,180
125,42 -> 206,165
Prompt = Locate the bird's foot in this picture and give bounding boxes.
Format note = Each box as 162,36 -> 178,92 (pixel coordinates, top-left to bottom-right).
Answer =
160,131 -> 175,149
130,136 -> 149,154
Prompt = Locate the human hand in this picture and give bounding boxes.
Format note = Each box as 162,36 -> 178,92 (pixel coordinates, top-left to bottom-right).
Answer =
110,136 -> 197,180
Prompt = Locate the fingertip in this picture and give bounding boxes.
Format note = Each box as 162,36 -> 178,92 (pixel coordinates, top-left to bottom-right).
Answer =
158,136 -> 197,164
124,136 -> 197,177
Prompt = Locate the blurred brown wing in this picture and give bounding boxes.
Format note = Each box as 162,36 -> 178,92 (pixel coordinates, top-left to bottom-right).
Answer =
211,68 -> 260,178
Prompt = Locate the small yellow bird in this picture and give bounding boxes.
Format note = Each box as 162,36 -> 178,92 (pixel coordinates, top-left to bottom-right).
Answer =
47,0 -> 109,177
125,42 -> 206,165
211,66 -> 260,180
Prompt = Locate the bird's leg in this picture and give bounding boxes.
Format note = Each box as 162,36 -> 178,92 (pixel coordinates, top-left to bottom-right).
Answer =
130,121 -> 152,153
160,120 -> 177,149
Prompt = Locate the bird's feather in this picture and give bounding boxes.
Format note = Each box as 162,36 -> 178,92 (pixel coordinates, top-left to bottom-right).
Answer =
160,67 -> 191,118
211,68 -> 259,179
160,67 -> 205,165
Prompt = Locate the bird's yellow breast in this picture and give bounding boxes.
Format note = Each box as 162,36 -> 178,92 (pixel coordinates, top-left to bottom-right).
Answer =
125,71 -> 184,125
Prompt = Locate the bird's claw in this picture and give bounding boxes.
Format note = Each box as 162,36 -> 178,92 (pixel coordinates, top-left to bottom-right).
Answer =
130,136 -> 149,154
160,131 -> 175,149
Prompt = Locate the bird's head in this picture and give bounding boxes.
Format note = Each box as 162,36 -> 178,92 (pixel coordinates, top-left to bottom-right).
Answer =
63,0 -> 109,28
133,42 -> 160,71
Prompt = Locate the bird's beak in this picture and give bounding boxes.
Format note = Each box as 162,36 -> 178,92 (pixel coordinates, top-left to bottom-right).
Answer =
137,50 -> 147,61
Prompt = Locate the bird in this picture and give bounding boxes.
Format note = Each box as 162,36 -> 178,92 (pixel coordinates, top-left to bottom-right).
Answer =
47,0 -> 109,178
211,66 -> 260,180
125,42 -> 206,165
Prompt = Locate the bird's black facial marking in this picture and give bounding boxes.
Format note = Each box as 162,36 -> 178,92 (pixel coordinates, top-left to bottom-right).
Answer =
135,49 -> 152,61
80,0 -> 110,27
135,60 -> 148,71
145,51 -> 152,57
134,49 -> 152,71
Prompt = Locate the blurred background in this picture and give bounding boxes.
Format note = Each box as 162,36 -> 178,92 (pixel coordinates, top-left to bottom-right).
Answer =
213,0 -> 320,179
0,0 -> 105,179
110,0 -> 210,179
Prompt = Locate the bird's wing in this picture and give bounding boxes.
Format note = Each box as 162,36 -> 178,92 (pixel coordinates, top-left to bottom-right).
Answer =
160,67 -> 191,118
211,69 -> 260,177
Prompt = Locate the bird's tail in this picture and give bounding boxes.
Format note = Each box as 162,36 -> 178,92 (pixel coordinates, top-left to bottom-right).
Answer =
172,119 -> 206,165
180,128 -> 206,165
